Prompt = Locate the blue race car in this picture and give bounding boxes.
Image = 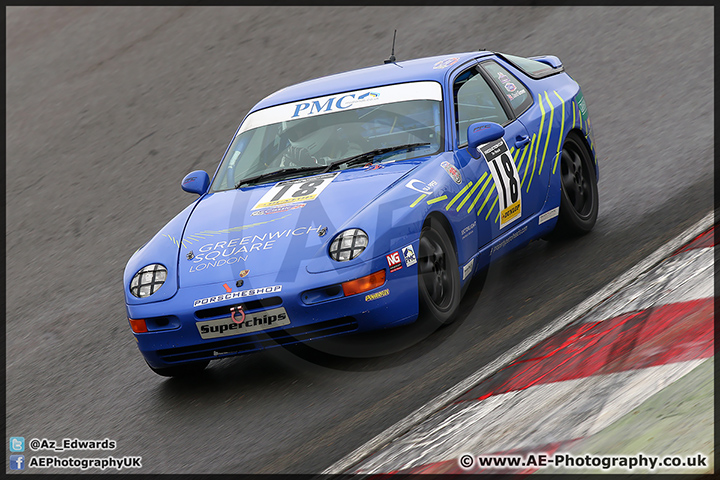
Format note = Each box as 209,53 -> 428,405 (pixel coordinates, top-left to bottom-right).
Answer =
124,50 -> 598,376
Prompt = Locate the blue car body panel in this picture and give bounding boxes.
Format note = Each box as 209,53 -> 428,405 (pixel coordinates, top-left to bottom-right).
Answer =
124,50 -> 597,369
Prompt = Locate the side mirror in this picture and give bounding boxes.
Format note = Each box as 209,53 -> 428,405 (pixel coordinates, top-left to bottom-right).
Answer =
467,122 -> 505,159
181,170 -> 210,195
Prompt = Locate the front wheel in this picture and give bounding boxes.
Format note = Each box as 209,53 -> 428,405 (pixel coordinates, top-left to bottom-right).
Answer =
550,133 -> 598,238
418,222 -> 461,325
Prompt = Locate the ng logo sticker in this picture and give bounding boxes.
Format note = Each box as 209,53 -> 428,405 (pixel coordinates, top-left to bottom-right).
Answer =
386,251 -> 402,272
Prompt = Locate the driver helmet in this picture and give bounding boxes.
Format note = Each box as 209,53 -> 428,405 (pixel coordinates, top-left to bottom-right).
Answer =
286,119 -> 336,157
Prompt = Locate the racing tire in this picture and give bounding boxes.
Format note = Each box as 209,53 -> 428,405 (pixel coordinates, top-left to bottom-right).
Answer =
418,221 -> 461,325
147,359 -> 209,378
549,132 -> 598,238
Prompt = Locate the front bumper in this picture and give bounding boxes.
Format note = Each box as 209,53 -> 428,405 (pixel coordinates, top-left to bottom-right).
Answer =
126,244 -> 420,369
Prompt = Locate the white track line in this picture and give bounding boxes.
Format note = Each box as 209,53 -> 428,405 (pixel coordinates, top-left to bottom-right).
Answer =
322,210 -> 714,475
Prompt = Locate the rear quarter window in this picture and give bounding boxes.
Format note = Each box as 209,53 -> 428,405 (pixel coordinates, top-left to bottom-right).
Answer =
481,60 -> 533,117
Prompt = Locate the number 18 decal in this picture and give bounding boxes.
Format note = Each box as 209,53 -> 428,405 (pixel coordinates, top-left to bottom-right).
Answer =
478,138 -> 522,228
253,172 -> 340,209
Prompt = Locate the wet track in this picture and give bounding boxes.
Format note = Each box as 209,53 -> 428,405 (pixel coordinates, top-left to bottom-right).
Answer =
6,7 -> 714,474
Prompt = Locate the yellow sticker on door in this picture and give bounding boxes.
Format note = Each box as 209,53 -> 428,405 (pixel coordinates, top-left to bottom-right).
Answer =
501,200 -> 521,225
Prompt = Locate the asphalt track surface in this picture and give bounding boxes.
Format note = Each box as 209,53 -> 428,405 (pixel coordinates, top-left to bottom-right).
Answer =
6,6 -> 714,474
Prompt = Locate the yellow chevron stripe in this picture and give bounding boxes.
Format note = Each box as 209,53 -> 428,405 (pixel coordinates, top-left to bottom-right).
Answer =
476,183 -> 496,217
553,91 -> 566,174
521,133 -> 536,188
485,197 -> 498,221
467,174 -> 493,213
539,91 -> 555,175
410,193 -> 427,208
427,195 -> 447,205
516,135 -> 530,170
572,100 -> 577,129
458,173 -> 486,211
527,94 -> 546,192
446,181 -> 473,210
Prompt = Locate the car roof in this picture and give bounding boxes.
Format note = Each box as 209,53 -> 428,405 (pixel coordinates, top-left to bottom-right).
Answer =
249,51 -> 490,113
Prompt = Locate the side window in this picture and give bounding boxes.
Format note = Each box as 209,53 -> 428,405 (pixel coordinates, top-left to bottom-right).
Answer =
482,61 -> 533,116
454,67 -> 509,146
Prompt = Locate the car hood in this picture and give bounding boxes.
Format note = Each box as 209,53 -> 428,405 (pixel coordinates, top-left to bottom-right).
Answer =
178,163 -> 418,288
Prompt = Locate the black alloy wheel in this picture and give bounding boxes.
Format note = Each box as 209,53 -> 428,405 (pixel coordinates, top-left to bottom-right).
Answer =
553,132 -> 599,237
418,221 -> 461,325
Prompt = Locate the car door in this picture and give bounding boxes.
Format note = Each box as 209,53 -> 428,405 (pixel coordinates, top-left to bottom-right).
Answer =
480,59 -> 556,223
450,62 -> 533,249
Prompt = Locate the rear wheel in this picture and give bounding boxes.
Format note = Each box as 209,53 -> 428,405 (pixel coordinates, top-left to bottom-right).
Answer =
418,221 -> 461,325
550,132 -> 598,237
147,359 -> 209,378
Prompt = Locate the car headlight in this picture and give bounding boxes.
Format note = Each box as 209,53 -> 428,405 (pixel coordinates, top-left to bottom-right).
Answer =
130,264 -> 168,298
329,228 -> 368,262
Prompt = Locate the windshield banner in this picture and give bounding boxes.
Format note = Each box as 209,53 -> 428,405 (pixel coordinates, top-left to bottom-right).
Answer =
238,81 -> 442,135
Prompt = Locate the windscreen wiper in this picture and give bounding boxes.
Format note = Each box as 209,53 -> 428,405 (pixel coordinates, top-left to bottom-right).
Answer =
323,142 -> 431,173
236,143 -> 432,187
235,166 -> 328,189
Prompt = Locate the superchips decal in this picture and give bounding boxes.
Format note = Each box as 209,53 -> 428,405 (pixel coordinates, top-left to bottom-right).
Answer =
197,307 -> 290,339
478,137 -> 522,229
252,172 -> 339,210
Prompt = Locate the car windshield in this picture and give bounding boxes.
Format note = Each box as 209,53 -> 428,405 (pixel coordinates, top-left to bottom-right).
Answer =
210,81 -> 444,191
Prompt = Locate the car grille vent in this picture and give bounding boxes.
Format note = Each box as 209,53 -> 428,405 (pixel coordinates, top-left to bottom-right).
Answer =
195,296 -> 283,319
